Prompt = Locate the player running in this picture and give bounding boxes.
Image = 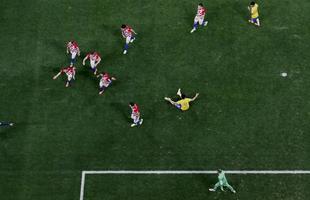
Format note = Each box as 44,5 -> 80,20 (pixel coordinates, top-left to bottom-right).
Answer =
96,72 -> 116,95
121,24 -> 137,55
82,52 -> 101,75
66,41 -> 80,64
190,3 -> 208,33
164,89 -> 199,111
53,63 -> 76,87
209,170 -> 236,193
248,1 -> 260,26
129,102 -> 143,127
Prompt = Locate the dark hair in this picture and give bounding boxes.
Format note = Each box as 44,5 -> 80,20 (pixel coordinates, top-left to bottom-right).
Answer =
129,102 -> 134,106
217,169 -> 222,173
181,94 -> 186,99
121,24 -> 126,28
250,1 -> 255,6
198,3 -> 203,6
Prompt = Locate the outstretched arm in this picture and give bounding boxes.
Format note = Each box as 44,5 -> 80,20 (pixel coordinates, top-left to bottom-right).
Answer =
132,29 -> 137,35
53,71 -> 62,80
82,56 -> 88,66
190,93 -> 199,102
95,57 -> 101,66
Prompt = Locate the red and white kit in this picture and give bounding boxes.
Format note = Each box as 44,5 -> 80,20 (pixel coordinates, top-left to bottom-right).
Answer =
86,52 -> 101,69
62,66 -> 76,81
67,41 -> 80,59
194,6 -> 207,25
99,73 -> 112,88
122,26 -> 134,43
130,104 -> 140,124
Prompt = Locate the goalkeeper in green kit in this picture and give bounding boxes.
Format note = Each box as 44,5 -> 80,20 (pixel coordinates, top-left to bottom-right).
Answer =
209,169 -> 236,193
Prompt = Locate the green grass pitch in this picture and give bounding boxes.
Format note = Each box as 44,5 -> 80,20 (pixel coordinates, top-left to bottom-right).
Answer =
0,0 -> 310,199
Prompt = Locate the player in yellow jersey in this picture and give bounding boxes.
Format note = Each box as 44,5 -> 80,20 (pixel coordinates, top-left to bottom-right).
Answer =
248,1 -> 260,26
164,89 -> 199,111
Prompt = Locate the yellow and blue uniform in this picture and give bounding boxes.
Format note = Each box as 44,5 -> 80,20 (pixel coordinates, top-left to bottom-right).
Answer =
250,3 -> 259,21
176,98 -> 192,111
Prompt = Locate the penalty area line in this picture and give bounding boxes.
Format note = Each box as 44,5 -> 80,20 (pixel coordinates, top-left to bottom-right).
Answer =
79,170 -> 310,200
83,170 -> 310,175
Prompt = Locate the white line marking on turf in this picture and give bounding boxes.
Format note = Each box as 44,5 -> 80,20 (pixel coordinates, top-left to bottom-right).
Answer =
83,170 -> 310,174
79,171 -> 86,200
79,170 -> 310,200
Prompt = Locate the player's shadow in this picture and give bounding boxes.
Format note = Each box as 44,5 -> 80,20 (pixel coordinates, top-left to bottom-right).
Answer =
232,0 -> 248,22
47,39 -> 66,54
110,102 -> 131,123
196,174 -> 215,188
102,50 -> 122,67
102,23 -> 120,37
102,23 -> 126,49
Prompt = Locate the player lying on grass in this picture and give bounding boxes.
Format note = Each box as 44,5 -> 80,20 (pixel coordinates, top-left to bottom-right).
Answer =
0,122 -> 14,127
53,63 -> 76,87
190,3 -> 208,33
121,24 -> 137,55
164,89 -> 199,111
209,169 -> 236,193
129,102 -> 143,127
83,52 -> 101,75
248,1 -> 260,26
66,41 -> 80,64
96,72 -> 116,95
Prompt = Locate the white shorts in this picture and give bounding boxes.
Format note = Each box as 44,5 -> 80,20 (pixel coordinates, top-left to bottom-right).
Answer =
194,15 -> 205,25
131,113 -> 140,123
67,74 -> 74,81
71,52 -> 77,59
99,81 -> 110,88
126,36 -> 132,44
90,60 -> 96,69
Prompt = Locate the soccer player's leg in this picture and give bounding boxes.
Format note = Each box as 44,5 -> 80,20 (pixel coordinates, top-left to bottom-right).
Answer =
209,182 -> 220,192
0,122 -> 14,126
255,18 -> 260,26
224,183 -> 236,193
202,16 -> 208,26
191,16 -> 199,33
131,114 -> 142,127
99,86 -> 105,95
71,52 -> 77,64
90,62 -> 97,75
130,35 -> 135,43
123,37 -> 131,54
66,75 -> 73,87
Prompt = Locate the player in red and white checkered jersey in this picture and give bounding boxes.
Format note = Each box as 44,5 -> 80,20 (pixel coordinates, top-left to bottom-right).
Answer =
82,52 -> 101,75
129,102 -> 143,127
121,24 -> 137,55
53,63 -> 76,87
66,41 -> 80,64
190,3 -> 208,33
96,72 -> 116,95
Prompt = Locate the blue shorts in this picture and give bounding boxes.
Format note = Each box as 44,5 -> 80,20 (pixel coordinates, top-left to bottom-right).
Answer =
251,17 -> 259,23
175,104 -> 181,109
90,67 -> 97,72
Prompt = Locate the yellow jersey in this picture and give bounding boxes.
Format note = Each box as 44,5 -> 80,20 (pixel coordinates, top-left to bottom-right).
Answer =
177,98 -> 191,111
251,4 -> 259,18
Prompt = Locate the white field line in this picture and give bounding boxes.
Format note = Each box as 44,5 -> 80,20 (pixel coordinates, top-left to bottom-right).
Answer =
83,170 -> 310,175
79,171 -> 86,200
79,170 -> 310,200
